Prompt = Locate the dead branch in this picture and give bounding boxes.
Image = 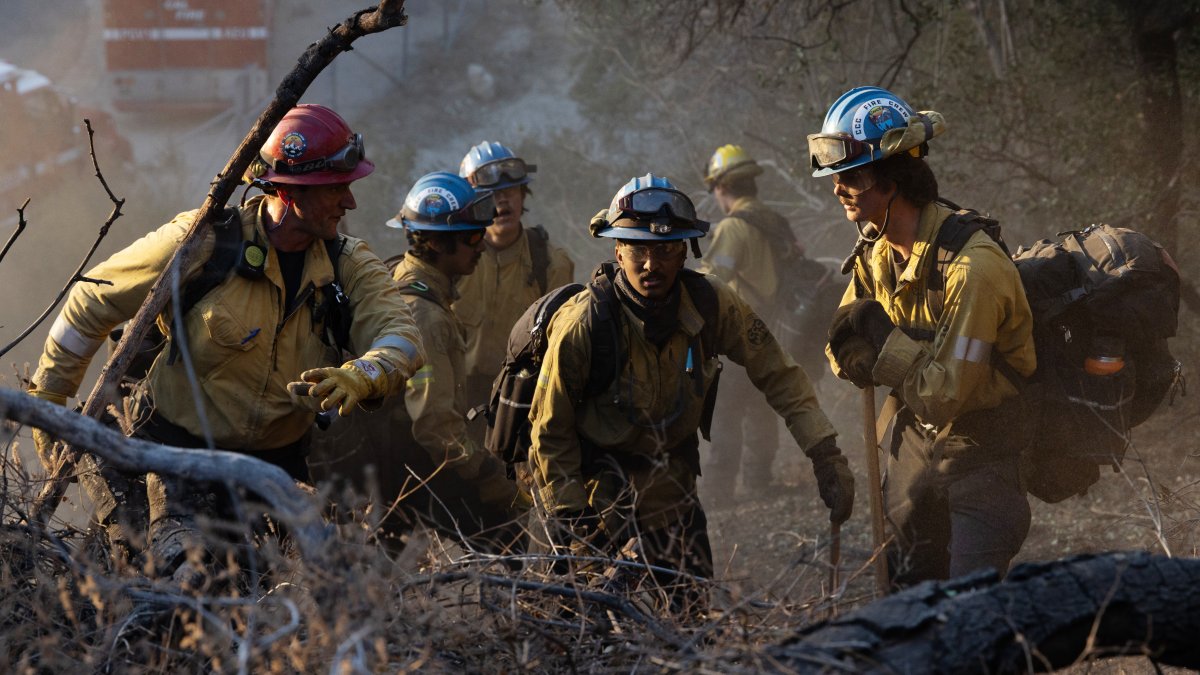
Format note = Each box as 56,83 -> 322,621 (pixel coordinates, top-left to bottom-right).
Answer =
0,121 -> 123,361
0,198 -> 30,265
0,388 -> 331,563
765,552 -> 1200,673
33,0 -> 409,526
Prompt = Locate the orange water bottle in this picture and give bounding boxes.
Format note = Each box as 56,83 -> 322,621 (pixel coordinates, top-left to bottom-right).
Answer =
1084,335 -> 1125,376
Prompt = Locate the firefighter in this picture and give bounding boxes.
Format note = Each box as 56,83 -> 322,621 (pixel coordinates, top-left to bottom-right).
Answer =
527,174 -> 853,614
28,104 -> 424,577
452,142 -> 575,433
697,144 -> 791,501
812,86 -> 1036,586
316,172 -> 527,554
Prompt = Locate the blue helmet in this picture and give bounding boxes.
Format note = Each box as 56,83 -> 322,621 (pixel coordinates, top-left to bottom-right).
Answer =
387,171 -> 494,232
459,141 -> 536,191
592,174 -> 708,241
809,86 -> 946,177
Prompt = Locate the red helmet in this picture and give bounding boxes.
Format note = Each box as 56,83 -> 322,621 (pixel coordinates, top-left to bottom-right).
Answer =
256,104 -> 375,185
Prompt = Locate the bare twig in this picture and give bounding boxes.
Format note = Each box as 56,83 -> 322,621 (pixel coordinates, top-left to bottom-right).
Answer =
0,121 -> 123,361
33,0 -> 410,527
0,198 -> 31,265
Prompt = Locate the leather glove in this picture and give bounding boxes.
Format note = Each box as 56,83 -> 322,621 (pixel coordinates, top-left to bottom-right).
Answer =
29,389 -> 68,470
827,302 -> 858,355
551,507 -> 611,554
833,335 -> 879,388
295,357 -> 389,416
805,437 -> 855,525
849,299 -> 896,352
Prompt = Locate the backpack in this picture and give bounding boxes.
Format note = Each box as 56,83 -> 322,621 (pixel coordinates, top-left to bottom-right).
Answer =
111,209 -> 354,380
729,206 -> 842,381
482,262 -> 722,477
917,201 -> 1182,503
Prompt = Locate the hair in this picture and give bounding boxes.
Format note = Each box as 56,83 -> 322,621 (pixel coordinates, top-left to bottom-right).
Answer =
717,173 -> 758,198
405,229 -> 459,262
873,152 -> 938,206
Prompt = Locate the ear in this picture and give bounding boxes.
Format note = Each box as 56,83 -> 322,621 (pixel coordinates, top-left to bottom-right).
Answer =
613,241 -> 624,263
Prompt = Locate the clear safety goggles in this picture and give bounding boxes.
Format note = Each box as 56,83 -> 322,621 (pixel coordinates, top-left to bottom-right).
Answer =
620,240 -> 688,263
608,187 -> 698,225
468,157 -> 535,188
808,132 -> 871,170
832,166 -> 877,196
268,133 -> 365,175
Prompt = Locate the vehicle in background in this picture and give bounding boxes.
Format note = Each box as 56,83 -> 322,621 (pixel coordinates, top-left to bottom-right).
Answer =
0,60 -> 132,219
102,0 -> 272,114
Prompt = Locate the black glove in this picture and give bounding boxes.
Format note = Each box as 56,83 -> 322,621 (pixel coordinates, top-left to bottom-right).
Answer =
849,299 -> 896,352
805,437 -> 855,525
833,334 -> 879,388
551,507 -> 611,553
827,302 -> 858,356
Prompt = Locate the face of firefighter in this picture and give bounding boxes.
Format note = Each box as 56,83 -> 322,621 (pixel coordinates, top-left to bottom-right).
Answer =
289,182 -> 357,242
832,166 -> 892,225
486,185 -> 525,250
614,238 -> 688,300
436,229 -> 486,278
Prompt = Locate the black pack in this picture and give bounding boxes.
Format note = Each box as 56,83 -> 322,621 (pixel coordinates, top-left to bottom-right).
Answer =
729,206 -> 842,381
483,262 -> 722,476
920,202 -> 1182,503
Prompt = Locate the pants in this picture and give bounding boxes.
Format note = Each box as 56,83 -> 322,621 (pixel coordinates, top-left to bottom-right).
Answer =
884,405 -> 1032,588
703,365 -> 779,493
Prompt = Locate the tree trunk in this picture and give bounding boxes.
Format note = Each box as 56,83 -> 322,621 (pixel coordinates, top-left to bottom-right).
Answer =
768,552 -> 1200,673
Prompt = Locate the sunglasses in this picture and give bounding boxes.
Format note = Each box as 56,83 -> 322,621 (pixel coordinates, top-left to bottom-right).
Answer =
457,230 -> 485,247
267,133 -> 365,175
831,166 -> 877,196
467,157 -> 535,188
620,240 -> 687,263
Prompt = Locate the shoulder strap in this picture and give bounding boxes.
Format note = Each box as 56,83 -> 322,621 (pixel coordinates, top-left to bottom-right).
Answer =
166,209 -> 242,365
527,225 -> 551,295
678,268 -> 720,362
582,262 -> 621,399
321,235 -> 353,355
925,202 -> 1008,321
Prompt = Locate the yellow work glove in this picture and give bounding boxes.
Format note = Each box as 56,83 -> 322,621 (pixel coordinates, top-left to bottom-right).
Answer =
28,389 -> 68,470
295,357 -> 389,417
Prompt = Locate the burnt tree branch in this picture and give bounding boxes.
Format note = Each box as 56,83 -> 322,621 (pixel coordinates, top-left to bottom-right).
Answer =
32,0 -> 409,526
765,552 -> 1200,673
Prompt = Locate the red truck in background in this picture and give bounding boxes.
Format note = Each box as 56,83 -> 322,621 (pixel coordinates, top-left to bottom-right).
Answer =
103,0 -> 272,113
0,60 -> 132,219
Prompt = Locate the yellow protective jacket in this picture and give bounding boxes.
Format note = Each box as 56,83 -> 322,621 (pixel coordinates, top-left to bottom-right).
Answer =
829,201 -> 1036,427
32,195 -> 424,450
528,273 -> 836,516
695,196 -> 783,311
392,254 -> 479,468
452,226 -> 574,381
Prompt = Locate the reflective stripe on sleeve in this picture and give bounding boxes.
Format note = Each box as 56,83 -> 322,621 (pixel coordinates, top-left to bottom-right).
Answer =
369,335 -> 421,364
406,364 -> 434,389
951,335 -> 992,364
49,315 -> 104,357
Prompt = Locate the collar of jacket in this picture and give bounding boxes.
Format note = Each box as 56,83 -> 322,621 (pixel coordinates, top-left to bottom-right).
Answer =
244,195 -> 337,294
866,200 -> 954,294
728,195 -> 760,216
395,251 -> 456,308
615,274 -> 705,341
487,224 -> 529,267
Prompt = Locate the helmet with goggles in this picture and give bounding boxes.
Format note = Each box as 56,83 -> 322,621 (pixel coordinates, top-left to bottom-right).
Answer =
808,86 -> 946,177
591,174 -> 709,242
388,171 -> 494,232
253,104 -> 374,186
459,141 -> 536,191
704,144 -> 764,191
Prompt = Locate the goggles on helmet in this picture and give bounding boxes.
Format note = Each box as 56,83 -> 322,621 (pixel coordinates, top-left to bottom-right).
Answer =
438,192 -> 497,225
458,230 -> 486,247
608,187 -> 698,226
808,133 -> 873,170
620,240 -> 687,263
266,133 -> 366,176
468,157 -> 534,188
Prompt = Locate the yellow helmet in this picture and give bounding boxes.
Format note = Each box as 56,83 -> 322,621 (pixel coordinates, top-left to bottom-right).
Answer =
704,144 -> 764,191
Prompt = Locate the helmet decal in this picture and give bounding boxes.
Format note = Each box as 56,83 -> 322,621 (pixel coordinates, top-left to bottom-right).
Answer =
852,98 -> 908,140
280,132 -> 307,159
406,185 -> 459,214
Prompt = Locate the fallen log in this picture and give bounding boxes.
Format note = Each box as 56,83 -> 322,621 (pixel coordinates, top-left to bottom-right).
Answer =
770,551 -> 1200,673
0,389 -> 330,563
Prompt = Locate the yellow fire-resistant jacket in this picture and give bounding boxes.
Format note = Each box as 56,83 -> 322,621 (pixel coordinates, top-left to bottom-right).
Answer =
695,196 -> 783,311
452,226 -> 574,381
392,254 -> 479,468
32,195 -> 424,451
829,201 -> 1036,428
528,273 -> 836,520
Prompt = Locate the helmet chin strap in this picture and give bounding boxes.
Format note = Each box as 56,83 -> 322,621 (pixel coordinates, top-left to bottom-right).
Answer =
841,190 -> 897,275
271,190 -> 294,232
